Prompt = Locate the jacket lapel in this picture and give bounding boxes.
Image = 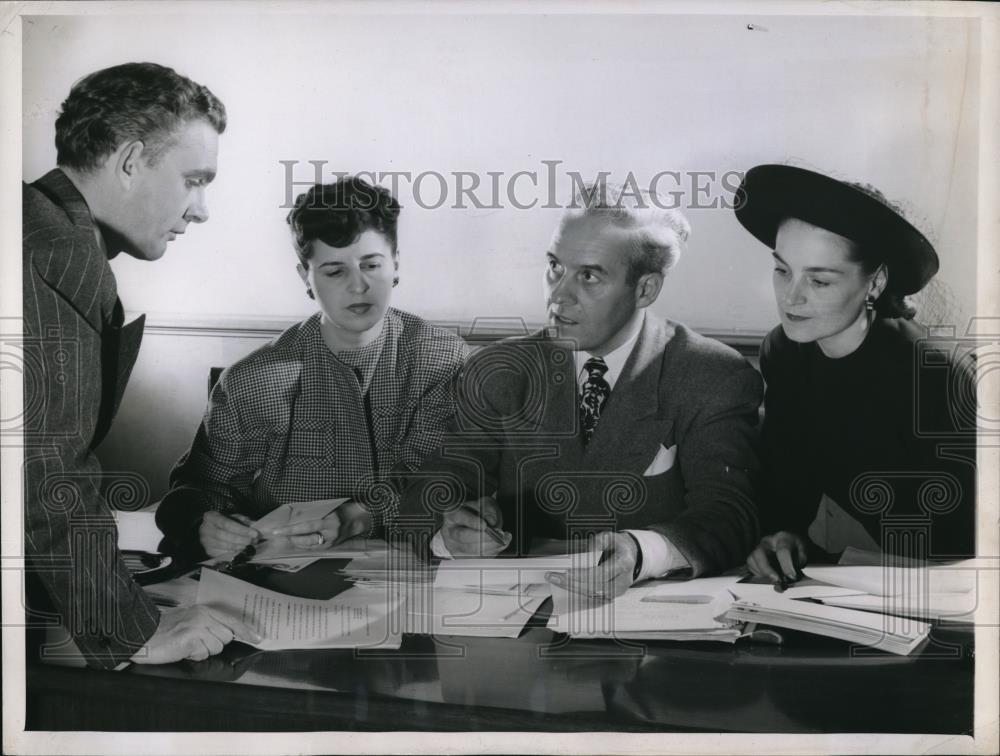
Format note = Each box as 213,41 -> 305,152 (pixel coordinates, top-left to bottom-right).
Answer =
535,334 -> 582,439
29,170 -> 118,334
584,314 -> 675,468
93,304 -> 145,446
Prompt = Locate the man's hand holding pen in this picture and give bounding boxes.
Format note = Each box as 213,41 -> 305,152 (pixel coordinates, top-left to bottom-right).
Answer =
441,496 -> 511,557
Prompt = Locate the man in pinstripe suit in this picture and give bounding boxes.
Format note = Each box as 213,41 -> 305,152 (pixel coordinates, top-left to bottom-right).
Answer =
23,63 -> 255,669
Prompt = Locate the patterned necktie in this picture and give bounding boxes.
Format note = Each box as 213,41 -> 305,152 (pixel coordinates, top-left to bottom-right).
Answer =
579,357 -> 611,445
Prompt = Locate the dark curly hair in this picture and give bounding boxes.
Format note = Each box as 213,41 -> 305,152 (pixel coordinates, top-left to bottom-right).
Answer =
55,62 -> 226,172
286,176 -> 401,269
846,182 -> 918,320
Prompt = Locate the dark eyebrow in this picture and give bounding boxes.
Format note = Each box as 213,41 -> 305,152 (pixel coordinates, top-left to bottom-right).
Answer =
317,261 -> 344,268
772,252 -> 844,275
360,253 -> 386,260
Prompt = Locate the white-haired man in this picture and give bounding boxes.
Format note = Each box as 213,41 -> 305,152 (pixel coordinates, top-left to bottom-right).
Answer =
399,185 -> 764,598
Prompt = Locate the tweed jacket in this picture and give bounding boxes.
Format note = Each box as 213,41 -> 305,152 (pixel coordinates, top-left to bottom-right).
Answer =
157,309 -> 469,555
398,314 -> 764,576
22,169 -> 158,669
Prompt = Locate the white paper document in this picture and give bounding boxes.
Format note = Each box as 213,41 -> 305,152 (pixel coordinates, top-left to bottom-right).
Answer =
205,500 -> 372,571
251,498 -> 347,534
730,578 -> 866,602
548,576 -> 745,642
804,562 -> 977,596
802,562 -> 980,622
196,568 -> 404,650
250,537 -> 389,565
433,550 -> 602,593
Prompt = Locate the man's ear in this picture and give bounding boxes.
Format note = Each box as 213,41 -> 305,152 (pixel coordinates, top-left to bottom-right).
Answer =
635,272 -> 664,308
115,140 -> 146,189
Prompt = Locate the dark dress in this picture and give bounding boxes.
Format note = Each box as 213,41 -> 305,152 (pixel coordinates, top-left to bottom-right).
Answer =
759,318 -> 976,560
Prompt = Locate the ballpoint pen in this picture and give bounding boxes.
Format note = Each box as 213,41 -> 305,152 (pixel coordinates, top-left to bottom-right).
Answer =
220,541 -> 262,573
483,523 -> 509,547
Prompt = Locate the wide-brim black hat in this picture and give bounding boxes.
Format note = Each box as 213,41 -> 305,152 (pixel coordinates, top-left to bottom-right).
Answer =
734,164 -> 939,295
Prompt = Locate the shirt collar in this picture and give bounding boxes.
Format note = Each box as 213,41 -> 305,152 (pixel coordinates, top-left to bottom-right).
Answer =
574,311 -> 644,391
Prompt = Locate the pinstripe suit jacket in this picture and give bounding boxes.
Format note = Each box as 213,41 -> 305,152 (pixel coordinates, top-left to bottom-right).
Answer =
23,169 -> 159,669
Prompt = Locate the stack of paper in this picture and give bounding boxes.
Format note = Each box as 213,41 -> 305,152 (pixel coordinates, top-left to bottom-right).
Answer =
433,551 -> 602,594
803,562 -> 979,622
548,576 -> 746,643
725,587 -> 929,655
341,552 -> 436,589
197,568 -> 405,650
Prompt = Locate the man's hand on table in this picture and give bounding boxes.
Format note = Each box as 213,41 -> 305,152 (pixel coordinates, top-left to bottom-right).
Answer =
440,496 -> 510,557
131,605 -> 260,664
545,530 -> 637,599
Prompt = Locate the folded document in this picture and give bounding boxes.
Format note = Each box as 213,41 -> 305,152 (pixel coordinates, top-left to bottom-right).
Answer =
197,568 -> 404,650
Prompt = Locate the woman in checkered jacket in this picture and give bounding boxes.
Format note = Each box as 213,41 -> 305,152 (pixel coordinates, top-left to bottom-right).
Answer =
156,176 -> 470,558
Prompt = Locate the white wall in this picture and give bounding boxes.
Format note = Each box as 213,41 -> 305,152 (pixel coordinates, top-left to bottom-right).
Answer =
23,11 -> 980,332
18,9 -> 984,499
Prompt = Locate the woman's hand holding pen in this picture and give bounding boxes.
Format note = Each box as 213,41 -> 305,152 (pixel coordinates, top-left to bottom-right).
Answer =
269,500 -> 371,550
746,530 -> 807,583
199,511 -> 260,558
441,496 -> 510,557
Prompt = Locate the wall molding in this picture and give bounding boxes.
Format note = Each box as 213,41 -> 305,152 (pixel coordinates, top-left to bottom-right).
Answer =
137,315 -> 768,355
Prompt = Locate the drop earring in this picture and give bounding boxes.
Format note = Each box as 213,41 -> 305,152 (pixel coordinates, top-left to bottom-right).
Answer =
306,287 -> 315,300
865,295 -> 875,313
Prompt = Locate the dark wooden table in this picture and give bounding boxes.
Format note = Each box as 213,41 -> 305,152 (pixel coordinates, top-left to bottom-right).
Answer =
26,559 -> 975,733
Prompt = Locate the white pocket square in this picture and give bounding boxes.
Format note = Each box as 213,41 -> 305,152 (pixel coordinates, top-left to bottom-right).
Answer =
643,444 -> 677,476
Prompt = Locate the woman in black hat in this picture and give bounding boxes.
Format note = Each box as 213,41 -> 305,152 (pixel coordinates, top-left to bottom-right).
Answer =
735,165 -> 976,581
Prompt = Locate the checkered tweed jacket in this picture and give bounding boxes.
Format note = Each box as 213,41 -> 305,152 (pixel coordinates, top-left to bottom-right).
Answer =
22,169 -> 159,669
157,309 -> 469,554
